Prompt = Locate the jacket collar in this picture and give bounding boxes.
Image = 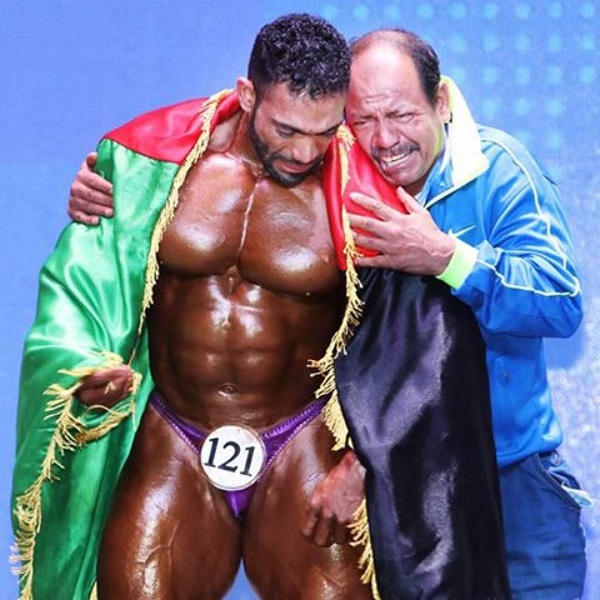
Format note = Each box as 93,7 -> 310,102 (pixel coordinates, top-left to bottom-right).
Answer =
422,76 -> 489,209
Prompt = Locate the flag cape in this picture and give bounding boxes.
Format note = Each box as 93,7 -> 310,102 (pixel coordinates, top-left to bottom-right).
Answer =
12,91 -> 509,599
12,91 -> 231,600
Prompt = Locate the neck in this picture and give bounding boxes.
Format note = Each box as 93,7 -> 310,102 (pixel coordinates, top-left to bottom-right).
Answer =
215,112 -> 265,173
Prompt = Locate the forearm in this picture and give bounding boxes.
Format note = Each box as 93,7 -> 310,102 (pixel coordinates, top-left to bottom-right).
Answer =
440,238 -> 582,337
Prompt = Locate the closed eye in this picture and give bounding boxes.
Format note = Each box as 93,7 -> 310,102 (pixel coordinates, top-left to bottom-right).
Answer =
389,111 -> 416,123
349,118 -> 370,129
276,127 -> 295,138
321,127 -> 339,138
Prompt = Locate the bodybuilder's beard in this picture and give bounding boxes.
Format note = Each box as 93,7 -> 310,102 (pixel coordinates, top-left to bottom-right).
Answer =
248,116 -> 322,188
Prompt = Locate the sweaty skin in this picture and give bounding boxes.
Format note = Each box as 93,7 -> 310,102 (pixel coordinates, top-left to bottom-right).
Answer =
91,89 -> 371,599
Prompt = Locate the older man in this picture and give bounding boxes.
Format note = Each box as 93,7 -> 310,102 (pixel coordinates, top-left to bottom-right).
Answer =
343,30 -> 587,600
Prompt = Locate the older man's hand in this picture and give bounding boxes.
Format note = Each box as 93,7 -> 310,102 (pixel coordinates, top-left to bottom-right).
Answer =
348,187 -> 455,275
68,152 -> 114,225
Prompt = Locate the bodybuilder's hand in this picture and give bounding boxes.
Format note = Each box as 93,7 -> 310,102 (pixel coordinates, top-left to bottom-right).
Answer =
302,449 -> 366,546
68,152 -> 114,225
76,365 -> 134,408
348,188 -> 455,274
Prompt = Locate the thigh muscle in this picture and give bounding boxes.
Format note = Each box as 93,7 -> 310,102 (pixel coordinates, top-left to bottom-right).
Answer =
98,405 -> 242,600
243,416 -> 373,600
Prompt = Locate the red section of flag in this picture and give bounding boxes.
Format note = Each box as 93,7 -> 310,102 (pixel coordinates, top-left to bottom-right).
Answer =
323,128 -> 407,269
104,93 -> 240,164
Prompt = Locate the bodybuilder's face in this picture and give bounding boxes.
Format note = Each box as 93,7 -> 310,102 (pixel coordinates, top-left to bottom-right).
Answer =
247,82 -> 345,187
346,45 -> 450,196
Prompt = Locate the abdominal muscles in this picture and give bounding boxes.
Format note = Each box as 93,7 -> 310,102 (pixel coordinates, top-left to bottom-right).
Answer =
147,272 -> 342,430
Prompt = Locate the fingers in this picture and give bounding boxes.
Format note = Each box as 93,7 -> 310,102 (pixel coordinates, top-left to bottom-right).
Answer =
84,152 -> 98,168
349,192 -> 400,219
311,506 -> 335,546
68,188 -> 112,215
395,186 -> 421,212
77,154 -> 113,194
68,182 -> 113,222
77,382 -> 126,407
350,189 -> 421,219
302,504 -> 348,547
354,253 -> 389,268
77,383 -> 120,406
351,230 -> 385,253
301,450 -> 365,546
68,153 -> 114,224
300,506 -> 319,540
349,188 -> 422,218
71,173 -> 113,206
76,366 -> 134,408
68,210 -> 100,226
347,190 -> 412,238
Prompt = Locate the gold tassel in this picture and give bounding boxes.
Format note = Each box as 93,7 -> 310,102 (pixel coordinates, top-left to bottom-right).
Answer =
321,392 -> 348,452
336,124 -> 355,193
349,500 -> 381,600
309,129 -> 380,598
138,90 -> 231,336
309,213 -> 363,449
12,351 -> 137,599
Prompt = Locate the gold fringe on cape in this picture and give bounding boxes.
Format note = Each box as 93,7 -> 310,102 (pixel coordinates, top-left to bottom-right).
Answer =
12,352 -> 138,600
138,90 -> 231,335
309,126 -> 380,599
13,91 -> 229,600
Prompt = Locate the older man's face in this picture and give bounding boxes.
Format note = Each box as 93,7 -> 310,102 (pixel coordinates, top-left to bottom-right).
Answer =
346,45 -> 450,197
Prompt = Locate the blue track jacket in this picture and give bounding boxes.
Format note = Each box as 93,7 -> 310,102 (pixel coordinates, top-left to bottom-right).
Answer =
424,78 -> 582,468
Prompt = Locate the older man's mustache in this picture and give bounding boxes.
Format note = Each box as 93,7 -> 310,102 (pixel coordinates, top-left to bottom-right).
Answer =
371,143 -> 419,161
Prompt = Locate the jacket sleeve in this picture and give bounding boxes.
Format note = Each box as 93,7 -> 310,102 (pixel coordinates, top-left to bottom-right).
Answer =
446,143 -> 582,338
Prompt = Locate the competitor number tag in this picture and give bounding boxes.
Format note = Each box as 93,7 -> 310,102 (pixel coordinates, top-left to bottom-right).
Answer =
200,425 -> 267,491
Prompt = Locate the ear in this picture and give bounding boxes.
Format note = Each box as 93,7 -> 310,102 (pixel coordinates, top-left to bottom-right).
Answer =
436,81 -> 451,124
236,77 -> 256,114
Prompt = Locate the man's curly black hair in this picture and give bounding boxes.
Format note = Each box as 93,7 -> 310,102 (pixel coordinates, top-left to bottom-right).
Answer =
248,13 -> 350,101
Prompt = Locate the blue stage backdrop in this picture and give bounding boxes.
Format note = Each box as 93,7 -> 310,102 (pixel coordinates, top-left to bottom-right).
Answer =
1,1 -> 598,598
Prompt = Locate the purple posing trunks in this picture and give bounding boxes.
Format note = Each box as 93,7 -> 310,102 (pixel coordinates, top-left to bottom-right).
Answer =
150,390 -> 326,518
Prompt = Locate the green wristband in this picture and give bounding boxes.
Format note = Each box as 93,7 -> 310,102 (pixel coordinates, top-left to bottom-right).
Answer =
436,238 -> 478,289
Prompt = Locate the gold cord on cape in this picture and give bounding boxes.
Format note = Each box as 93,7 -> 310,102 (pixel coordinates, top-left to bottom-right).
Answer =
308,128 -> 380,599
137,89 -> 231,337
12,352 -> 139,600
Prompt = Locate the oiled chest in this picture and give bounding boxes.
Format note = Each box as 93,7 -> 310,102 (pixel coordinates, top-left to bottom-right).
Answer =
158,152 -> 341,296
